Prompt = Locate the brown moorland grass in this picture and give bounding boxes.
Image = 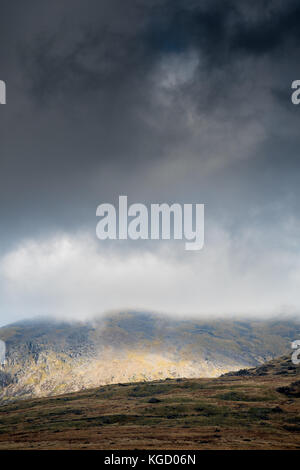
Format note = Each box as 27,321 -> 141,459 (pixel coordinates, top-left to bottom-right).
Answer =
0,356 -> 299,449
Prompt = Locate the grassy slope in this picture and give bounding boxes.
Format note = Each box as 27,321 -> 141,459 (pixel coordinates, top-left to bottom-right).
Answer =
0,355 -> 299,449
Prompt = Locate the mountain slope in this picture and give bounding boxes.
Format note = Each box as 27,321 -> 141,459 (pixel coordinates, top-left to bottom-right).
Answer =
0,312 -> 299,402
0,355 -> 299,449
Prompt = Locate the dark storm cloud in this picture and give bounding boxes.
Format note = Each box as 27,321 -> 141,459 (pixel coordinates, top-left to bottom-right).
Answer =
0,0 -> 300,250
147,0 -> 300,57
18,0 -> 300,103
23,21 -> 149,100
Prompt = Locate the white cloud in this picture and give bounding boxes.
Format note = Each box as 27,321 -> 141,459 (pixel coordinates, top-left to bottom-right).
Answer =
0,223 -> 300,326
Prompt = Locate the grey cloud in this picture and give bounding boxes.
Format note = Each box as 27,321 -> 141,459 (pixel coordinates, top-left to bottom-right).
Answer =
0,1 -> 300,322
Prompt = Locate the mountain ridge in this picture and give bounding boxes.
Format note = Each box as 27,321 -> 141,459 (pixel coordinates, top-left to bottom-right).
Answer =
0,311 -> 299,403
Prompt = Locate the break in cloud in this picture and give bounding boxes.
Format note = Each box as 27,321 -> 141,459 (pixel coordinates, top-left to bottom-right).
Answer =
1,0 -> 300,325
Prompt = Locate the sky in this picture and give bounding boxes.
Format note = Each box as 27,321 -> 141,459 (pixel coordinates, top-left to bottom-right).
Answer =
1,0 -> 300,325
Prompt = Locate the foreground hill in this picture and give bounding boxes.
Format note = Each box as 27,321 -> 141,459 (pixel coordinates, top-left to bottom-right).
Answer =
0,312 -> 299,402
0,355 -> 299,449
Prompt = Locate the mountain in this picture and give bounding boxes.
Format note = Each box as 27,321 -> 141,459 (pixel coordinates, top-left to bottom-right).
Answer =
0,354 -> 299,449
0,311 -> 299,403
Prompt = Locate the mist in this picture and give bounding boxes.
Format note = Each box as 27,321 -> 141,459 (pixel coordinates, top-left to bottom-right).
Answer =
0,219 -> 299,327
